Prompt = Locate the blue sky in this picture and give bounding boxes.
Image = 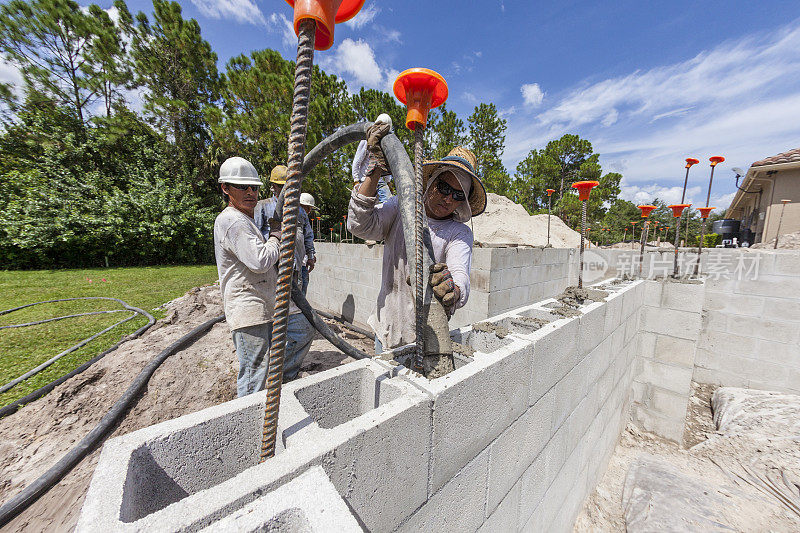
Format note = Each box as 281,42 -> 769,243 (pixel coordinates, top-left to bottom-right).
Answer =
10,0 -> 800,208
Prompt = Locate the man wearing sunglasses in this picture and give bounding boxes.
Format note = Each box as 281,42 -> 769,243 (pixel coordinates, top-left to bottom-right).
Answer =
348,122 -> 488,354
214,157 -> 283,397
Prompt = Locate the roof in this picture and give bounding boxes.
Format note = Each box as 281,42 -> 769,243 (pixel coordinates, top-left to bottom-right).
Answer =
752,147 -> 800,167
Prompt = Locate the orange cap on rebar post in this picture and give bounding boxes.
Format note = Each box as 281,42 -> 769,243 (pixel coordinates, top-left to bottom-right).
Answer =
668,204 -> 691,217
284,0 -> 365,50
571,180 -> 599,201
393,68 -> 448,130
546,188 -> 555,196
709,155 -> 725,166
637,205 -> 656,218
685,157 -> 700,168
698,207 -> 715,219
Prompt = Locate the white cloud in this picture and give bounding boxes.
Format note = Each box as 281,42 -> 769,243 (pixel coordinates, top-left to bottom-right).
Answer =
521,83 -> 544,107
192,0 -> 266,26
269,12 -> 297,49
324,38 -> 383,88
345,2 -> 378,29
505,20 -> 800,202
0,59 -> 24,98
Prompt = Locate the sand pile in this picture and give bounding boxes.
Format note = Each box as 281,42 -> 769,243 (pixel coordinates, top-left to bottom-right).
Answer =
751,230 -> 800,249
0,284 -> 367,532
472,193 -> 581,248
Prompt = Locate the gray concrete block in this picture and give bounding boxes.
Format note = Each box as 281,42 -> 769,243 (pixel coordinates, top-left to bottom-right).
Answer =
529,317 -> 580,405
640,306 -> 701,340
660,280 -> 704,313
649,386 -> 690,420
735,276 -> 800,299
772,252 -> 800,276
636,359 -> 692,395
199,466 -> 361,533
602,292 -> 624,337
398,448 -> 489,533
479,479 -> 521,533
632,405 -> 684,443
702,291 -> 764,317
643,281 -> 662,307
697,329 -> 757,358
578,301 -> 607,358
424,339 -> 531,494
762,297 -> 800,322
727,314 -> 799,344
552,355 -> 590,431
487,389 -> 554,512
753,339 -> 800,369
653,334 -> 696,367
692,365 -> 749,388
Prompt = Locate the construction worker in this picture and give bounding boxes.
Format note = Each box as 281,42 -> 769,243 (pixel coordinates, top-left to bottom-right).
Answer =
214,157 -> 280,397
352,113 -> 394,204
252,165 -> 315,382
348,123 -> 487,353
299,193 -> 317,295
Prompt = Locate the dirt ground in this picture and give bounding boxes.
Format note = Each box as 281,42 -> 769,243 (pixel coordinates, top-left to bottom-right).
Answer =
0,284 -> 373,532
574,382 -> 800,532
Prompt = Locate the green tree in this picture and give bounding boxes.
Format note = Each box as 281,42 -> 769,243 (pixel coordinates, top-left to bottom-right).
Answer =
88,1 -> 136,117
429,102 -> 466,160
0,0 -> 113,124
468,102 -> 510,196
132,0 -> 220,191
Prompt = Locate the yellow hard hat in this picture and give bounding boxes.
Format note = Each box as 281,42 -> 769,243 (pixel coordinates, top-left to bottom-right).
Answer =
270,165 -> 288,185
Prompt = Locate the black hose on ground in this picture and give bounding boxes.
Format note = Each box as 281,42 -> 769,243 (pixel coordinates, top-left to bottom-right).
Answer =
0,314 -> 224,528
290,283 -> 370,360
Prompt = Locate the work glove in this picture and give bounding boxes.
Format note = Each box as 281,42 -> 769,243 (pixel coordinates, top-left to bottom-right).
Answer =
366,121 -> 391,176
268,217 -> 282,241
307,256 -> 316,272
430,263 -> 459,309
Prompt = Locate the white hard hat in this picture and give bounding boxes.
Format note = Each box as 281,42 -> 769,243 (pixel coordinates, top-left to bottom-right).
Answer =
300,193 -> 316,208
375,113 -> 392,128
218,157 -> 261,186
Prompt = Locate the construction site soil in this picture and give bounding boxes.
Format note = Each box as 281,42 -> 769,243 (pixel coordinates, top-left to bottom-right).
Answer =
0,284 -> 371,532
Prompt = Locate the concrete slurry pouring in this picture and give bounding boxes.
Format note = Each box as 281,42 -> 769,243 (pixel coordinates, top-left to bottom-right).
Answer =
78,278 -> 645,532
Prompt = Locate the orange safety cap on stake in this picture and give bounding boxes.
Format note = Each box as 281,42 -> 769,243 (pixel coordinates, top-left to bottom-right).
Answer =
698,207 -> 715,219
709,155 -> 725,166
685,157 -> 700,168
284,0 -> 365,51
637,204 -> 657,218
668,203 -> 691,218
546,188 -> 555,196
393,68 -> 448,130
571,180 -> 599,201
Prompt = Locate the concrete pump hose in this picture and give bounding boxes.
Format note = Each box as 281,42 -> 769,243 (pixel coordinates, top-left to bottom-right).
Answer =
0,314 -> 224,528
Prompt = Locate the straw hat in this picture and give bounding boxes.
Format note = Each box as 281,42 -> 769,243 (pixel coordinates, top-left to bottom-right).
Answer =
422,147 -> 487,217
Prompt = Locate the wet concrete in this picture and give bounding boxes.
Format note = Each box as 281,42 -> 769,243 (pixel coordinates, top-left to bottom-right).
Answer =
472,321 -> 510,339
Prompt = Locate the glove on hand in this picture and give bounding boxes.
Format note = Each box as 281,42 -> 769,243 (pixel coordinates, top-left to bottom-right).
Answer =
366,121 -> 390,175
430,263 -> 458,308
268,217 -> 282,241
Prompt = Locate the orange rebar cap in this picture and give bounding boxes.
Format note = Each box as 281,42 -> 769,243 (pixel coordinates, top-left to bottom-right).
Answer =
685,157 -> 699,168
698,207 -> 715,219
284,0 -> 365,51
709,155 -> 725,166
571,180 -> 599,201
546,188 -> 555,196
637,205 -> 657,218
668,203 -> 691,217
393,68 -> 448,130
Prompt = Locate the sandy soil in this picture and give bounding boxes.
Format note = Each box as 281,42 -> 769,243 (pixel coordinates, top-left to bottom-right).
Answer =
574,382 -> 800,532
472,193 -> 581,248
0,284 -> 372,532
751,231 -> 800,249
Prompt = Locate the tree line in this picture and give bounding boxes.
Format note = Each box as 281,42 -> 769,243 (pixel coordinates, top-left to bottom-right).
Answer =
0,0 -> 636,269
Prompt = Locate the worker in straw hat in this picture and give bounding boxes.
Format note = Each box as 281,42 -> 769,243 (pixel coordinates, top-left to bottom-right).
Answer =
214,157 -> 281,397
347,122 -> 487,353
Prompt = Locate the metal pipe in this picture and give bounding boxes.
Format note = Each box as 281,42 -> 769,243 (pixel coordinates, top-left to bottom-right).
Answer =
546,194 -> 552,246
579,200 -> 586,288
638,219 -> 648,277
261,17 -> 316,463
672,214 -> 682,277
413,126 -> 425,372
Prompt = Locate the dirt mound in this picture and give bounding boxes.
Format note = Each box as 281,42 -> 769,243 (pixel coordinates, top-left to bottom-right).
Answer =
0,284 -> 366,532
751,231 -> 800,249
472,193 -> 581,248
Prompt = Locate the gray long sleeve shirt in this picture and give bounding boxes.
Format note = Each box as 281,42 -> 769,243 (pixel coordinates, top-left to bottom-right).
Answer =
347,188 -> 472,350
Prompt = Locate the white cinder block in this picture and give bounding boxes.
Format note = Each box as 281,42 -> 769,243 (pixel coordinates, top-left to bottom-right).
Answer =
529,318 -> 579,405
577,301 -> 607,358
660,280 -> 704,313
636,359 -> 692,395
652,334 -> 696,367
640,306 -> 701,340
642,281 -> 662,307
479,480 -> 521,533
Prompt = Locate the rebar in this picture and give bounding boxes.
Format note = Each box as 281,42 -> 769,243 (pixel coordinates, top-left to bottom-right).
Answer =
638,219 -> 648,277
260,18 -> 315,463
413,125 -> 425,373
694,218 -> 707,275
579,200 -> 586,289
546,195 -> 552,246
672,214 -> 682,277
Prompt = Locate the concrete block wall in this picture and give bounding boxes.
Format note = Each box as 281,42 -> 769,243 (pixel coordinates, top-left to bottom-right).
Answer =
695,250 -> 800,395
631,280 -> 703,443
78,280 -> 645,532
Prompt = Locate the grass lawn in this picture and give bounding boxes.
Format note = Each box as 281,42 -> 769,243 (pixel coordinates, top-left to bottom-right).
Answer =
0,265 -> 219,407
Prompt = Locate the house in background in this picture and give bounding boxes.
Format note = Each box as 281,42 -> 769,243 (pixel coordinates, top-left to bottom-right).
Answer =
727,147 -> 800,245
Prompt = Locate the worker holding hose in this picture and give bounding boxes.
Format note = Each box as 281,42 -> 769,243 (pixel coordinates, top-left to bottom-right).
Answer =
348,123 -> 487,353
215,157 -> 312,397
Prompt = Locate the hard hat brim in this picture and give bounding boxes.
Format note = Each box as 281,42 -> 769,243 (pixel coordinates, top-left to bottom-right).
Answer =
218,176 -> 263,186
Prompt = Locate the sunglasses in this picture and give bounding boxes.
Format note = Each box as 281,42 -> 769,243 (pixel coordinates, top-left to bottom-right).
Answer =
435,179 -> 466,202
227,183 -> 260,192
